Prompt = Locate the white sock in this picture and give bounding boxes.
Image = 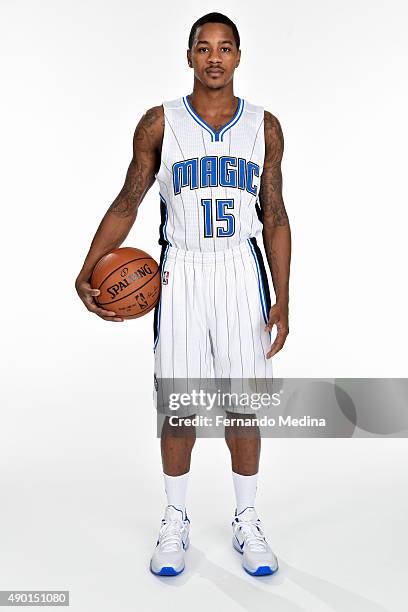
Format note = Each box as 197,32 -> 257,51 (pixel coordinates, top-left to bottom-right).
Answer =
232,471 -> 258,514
163,472 -> 189,514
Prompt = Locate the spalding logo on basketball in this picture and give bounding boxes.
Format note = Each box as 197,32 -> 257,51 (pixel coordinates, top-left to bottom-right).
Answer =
91,247 -> 160,319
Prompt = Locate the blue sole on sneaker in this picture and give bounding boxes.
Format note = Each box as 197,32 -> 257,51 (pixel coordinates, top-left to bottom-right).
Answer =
244,565 -> 277,576
150,564 -> 184,576
233,542 -> 278,576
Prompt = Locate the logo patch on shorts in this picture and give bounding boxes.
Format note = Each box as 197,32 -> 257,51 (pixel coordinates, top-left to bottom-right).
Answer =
162,270 -> 169,284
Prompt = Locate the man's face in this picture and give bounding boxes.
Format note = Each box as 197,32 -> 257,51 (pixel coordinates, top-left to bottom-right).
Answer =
187,23 -> 241,89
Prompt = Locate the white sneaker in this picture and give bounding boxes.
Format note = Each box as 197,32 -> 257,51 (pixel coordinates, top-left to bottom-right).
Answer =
232,507 -> 279,576
150,505 -> 190,576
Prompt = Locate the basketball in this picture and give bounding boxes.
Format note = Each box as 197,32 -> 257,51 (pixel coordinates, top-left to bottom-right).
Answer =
91,247 -> 160,319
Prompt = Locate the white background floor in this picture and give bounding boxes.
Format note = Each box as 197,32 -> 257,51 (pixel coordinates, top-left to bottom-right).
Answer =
1,383 -> 407,611
1,0 -> 408,609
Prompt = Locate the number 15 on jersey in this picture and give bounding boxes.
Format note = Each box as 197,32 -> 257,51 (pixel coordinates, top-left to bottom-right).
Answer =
201,198 -> 235,238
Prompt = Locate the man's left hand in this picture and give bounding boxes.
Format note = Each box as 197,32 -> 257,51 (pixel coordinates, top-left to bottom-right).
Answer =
264,302 -> 289,358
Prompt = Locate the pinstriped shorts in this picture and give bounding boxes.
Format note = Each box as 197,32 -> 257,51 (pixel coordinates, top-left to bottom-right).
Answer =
152,238 -> 274,416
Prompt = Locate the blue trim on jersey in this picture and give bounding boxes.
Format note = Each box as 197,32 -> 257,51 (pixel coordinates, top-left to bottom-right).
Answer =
247,239 -> 268,324
159,193 -> 172,246
218,98 -> 244,140
153,244 -> 170,351
182,96 -> 215,141
183,95 -> 244,142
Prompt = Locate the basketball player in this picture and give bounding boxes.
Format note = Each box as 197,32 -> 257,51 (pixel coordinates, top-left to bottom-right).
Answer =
75,12 -> 291,577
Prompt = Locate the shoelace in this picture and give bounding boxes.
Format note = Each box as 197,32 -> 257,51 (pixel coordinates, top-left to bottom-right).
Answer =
158,519 -> 184,552
237,520 -> 268,552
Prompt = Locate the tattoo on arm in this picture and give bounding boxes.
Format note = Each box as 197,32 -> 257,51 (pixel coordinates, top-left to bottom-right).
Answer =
260,111 -> 291,303
259,111 -> 288,228
108,106 -> 163,218
108,159 -> 146,217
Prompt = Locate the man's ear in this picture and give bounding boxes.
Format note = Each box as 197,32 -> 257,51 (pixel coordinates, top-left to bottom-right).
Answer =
187,50 -> 192,68
236,49 -> 241,68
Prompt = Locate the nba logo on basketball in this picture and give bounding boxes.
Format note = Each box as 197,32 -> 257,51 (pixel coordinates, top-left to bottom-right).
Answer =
163,271 -> 169,284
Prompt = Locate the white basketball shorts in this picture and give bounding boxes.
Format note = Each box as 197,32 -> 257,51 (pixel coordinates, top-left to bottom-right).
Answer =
152,237 -> 273,415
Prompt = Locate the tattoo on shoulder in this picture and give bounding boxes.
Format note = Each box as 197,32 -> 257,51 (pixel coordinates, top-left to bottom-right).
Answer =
133,105 -> 164,147
144,106 -> 164,129
264,111 -> 284,164
108,106 -> 163,218
259,110 -> 289,227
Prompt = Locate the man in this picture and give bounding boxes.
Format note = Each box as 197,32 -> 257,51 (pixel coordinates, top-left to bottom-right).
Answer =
75,12 -> 291,577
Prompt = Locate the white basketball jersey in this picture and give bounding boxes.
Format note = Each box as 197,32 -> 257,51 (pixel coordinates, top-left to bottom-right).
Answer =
155,95 -> 265,252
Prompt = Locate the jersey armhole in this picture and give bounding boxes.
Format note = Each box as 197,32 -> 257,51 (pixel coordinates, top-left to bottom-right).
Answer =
155,103 -> 168,182
256,106 -> 266,178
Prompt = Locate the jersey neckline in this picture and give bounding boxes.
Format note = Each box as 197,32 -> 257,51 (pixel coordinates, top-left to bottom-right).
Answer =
182,95 -> 245,142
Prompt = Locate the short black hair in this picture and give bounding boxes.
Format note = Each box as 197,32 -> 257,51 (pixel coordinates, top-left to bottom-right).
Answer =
188,12 -> 240,51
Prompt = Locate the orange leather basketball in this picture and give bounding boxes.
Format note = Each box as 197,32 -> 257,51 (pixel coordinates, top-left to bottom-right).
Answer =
91,247 -> 160,319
